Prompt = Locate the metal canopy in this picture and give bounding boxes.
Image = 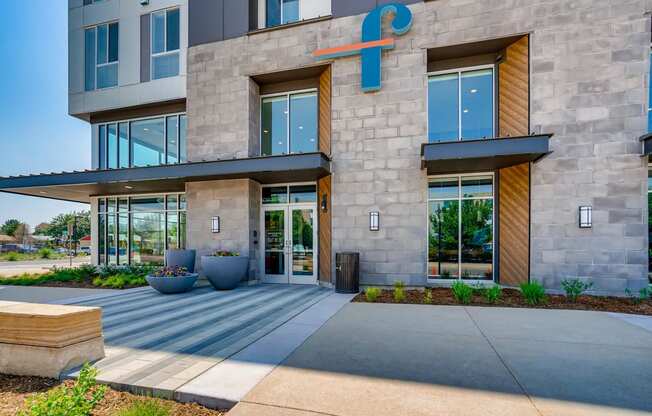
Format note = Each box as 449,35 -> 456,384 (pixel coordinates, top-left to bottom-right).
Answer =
0,153 -> 331,203
421,135 -> 552,175
640,133 -> 652,156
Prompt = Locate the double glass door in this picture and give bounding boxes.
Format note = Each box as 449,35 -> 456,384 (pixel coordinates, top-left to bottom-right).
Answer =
262,204 -> 317,284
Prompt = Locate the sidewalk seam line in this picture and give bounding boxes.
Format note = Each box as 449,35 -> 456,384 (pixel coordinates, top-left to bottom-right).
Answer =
239,400 -> 341,416
463,306 -> 545,416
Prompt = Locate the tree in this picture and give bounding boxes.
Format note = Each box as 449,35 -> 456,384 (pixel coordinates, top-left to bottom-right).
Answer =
0,219 -> 22,237
33,222 -> 50,236
44,211 -> 91,241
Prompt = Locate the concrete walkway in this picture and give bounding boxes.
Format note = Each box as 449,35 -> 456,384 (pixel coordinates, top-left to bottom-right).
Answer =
0,257 -> 90,276
0,285 -> 116,303
230,304 -> 652,416
62,284 -> 353,408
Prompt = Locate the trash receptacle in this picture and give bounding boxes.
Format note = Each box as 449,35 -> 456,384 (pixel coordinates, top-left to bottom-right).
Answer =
336,252 -> 359,294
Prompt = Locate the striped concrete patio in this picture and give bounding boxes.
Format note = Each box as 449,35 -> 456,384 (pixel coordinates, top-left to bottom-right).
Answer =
62,283 -> 335,401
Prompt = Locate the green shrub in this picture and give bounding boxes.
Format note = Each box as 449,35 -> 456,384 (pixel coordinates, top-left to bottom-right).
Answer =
37,247 -> 54,259
451,281 -> 473,305
561,279 -> 593,302
483,285 -> 502,304
117,400 -> 170,416
19,363 -> 106,416
520,281 -> 547,305
92,273 -> 147,289
393,280 -> 406,303
423,288 -> 433,304
6,251 -> 19,261
626,285 -> 652,304
365,287 -> 381,302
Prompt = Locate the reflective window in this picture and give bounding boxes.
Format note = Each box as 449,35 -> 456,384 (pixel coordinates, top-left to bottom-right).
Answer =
85,22 -> 118,91
107,124 -> 117,169
428,67 -> 494,142
428,175 -> 494,281
131,118 -> 165,167
98,125 -> 106,169
151,8 -> 180,80
179,115 -> 187,162
649,52 -> 652,133
262,91 -> 318,156
290,185 -> 317,203
262,186 -> 289,204
97,193 -> 186,266
166,116 -> 179,164
118,123 -> 129,168
290,93 -> 318,153
266,0 -> 299,27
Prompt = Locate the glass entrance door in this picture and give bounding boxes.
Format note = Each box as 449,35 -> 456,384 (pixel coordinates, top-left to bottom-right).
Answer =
261,205 -> 317,284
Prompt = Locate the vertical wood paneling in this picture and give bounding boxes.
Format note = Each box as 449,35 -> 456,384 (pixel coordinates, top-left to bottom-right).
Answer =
318,175 -> 332,283
319,66 -> 332,156
499,36 -> 529,137
498,36 -> 530,286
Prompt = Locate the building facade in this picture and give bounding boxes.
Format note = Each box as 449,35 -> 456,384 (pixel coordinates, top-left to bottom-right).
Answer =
1,0 -> 650,294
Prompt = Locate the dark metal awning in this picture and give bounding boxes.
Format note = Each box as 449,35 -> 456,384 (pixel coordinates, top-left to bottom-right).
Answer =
640,133 -> 652,156
421,134 -> 552,175
0,153 -> 331,203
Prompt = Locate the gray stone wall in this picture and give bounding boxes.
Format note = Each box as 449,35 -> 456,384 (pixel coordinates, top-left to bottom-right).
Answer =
187,0 -> 651,291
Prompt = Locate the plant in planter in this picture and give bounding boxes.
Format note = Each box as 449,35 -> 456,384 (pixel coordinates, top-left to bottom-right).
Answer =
146,266 -> 198,294
201,250 -> 249,290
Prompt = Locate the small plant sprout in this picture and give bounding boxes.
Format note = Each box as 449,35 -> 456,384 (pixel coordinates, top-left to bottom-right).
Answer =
365,287 -> 381,302
483,285 -> 502,304
520,281 -> 547,305
393,280 -> 406,303
561,279 -> 593,302
423,288 -> 433,304
451,281 -> 473,305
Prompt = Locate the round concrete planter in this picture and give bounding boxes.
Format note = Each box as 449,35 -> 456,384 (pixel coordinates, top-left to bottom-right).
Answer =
165,249 -> 197,273
146,273 -> 198,294
201,256 -> 249,290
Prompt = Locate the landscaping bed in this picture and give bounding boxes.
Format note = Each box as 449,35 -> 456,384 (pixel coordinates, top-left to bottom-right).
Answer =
0,264 -> 152,290
353,287 -> 652,316
0,373 -> 224,416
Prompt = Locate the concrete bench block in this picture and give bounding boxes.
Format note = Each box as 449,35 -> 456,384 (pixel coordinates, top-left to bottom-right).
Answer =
0,301 -> 105,378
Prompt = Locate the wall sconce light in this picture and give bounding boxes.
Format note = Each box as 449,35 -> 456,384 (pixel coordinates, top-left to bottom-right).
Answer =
369,211 -> 380,231
321,193 -> 328,212
579,206 -> 592,228
212,216 -> 220,233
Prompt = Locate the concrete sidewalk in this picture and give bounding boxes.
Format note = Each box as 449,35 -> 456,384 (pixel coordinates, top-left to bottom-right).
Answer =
230,304 -> 652,416
0,285 -> 116,303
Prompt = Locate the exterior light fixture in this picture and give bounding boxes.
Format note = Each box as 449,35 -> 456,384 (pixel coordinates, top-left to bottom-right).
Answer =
124,185 -> 133,190
321,193 -> 328,212
369,211 -> 380,231
212,216 -> 220,233
579,206 -> 592,228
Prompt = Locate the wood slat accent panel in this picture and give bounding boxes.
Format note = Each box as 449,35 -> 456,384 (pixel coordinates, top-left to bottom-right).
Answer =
319,66 -> 332,156
498,36 -> 529,137
318,175 -> 332,283
499,163 -> 530,286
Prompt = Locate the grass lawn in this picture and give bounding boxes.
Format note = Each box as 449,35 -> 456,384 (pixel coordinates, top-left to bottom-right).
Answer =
0,264 -> 151,290
0,251 -> 70,262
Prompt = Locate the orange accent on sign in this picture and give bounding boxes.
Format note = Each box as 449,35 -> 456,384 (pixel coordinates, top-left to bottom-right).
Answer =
312,38 -> 395,58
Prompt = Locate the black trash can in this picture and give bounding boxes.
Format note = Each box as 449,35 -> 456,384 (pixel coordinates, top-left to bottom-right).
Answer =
335,252 -> 360,294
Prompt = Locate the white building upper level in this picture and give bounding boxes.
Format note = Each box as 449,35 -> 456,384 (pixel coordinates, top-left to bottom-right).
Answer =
68,0 -> 188,120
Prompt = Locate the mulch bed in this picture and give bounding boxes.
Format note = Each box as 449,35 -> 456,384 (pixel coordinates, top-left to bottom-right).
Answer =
353,288 -> 652,315
0,374 -> 225,416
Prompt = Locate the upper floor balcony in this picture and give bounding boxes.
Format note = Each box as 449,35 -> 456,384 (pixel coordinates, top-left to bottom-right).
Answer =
68,0 -> 188,120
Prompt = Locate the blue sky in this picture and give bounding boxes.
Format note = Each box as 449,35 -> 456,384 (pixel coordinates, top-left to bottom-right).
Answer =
0,1 -> 90,229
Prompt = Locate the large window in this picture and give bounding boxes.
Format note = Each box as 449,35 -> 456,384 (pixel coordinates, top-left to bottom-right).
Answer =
151,8 -> 180,80
97,193 -> 186,265
428,175 -> 494,280
261,91 -> 318,156
97,114 -> 186,169
266,0 -> 300,27
428,66 -> 494,142
85,22 -> 119,91
648,169 -> 652,276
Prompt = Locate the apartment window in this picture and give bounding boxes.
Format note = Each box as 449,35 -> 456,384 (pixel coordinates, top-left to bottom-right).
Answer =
85,22 -> 119,91
266,0 -> 300,27
261,90 -> 318,156
97,114 -> 187,169
648,52 -> 652,132
428,66 -> 494,142
97,193 -> 186,265
83,0 -> 105,4
428,175 -> 494,281
151,8 -> 180,80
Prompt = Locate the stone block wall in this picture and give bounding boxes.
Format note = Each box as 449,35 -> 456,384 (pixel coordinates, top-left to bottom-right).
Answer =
186,0 -> 651,291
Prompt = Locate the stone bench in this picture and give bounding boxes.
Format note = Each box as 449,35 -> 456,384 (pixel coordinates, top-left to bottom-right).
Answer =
0,301 -> 104,378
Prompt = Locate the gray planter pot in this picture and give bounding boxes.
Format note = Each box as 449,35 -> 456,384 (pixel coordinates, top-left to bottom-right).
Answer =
201,256 -> 249,290
165,249 -> 197,273
146,273 -> 198,294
